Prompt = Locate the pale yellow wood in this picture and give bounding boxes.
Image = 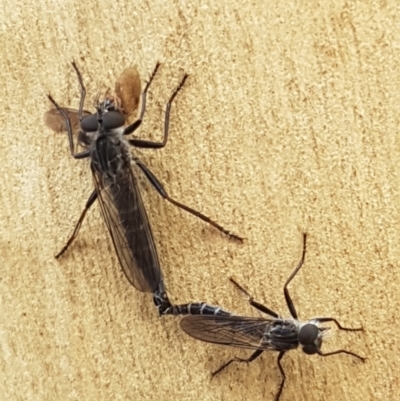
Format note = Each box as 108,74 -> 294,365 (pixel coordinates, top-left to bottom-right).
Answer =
0,1 -> 397,400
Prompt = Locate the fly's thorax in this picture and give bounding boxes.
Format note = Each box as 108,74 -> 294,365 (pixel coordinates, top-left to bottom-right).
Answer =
91,129 -> 131,179
263,319 -> 300,350
78,130 -> 98,148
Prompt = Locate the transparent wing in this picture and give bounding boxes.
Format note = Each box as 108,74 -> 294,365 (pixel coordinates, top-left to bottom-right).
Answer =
92,163 -> 161,293
181,315 -> 301,352
180,315 -> 278,350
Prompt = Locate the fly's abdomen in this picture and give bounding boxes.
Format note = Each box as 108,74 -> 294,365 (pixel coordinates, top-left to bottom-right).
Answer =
93,153 -> 161,292
162,302 -> 232,316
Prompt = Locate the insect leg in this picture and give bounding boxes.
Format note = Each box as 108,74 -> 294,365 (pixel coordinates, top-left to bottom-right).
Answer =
274,351 -> 287,401
317,348 -> 366,362
283,233 -> 307,320
123,63 -> 161,136
47,62 -> 90,159
314,318 -> 365,362
55,190 -> 98,258
71,61 -> 86,121
133,158 -> 243,242
47,94 -> 90,160
229,278 -> 279,318
128,74 -> 188,148
313,316 -> 363,332
212,349 -> 264,377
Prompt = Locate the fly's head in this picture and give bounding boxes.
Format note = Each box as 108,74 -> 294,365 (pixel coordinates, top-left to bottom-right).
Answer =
85,97 -> 126,131
298,321 -> 330,355
79,96 -> 126,146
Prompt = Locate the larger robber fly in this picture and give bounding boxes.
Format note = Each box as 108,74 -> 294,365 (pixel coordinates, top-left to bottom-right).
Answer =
161,234 -> 365,401
45,62 -> 242,309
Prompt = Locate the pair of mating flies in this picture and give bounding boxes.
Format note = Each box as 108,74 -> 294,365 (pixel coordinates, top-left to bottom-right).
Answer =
45,62 -> 365,401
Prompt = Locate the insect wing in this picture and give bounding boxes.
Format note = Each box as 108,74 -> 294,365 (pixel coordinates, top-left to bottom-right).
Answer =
45,107 -> 93,148
180,315 -> 279,350
44,107 -> 91,134
92,162 -> 161,293
115,67 -> 141,117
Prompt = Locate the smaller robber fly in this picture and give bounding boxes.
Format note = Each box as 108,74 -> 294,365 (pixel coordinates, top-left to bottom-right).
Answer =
45,62 -> 242,311
160,233 -> 365,401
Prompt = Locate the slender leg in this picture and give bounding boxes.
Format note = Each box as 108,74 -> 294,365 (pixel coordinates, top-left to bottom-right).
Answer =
283,233 -> 307,320
212,349 -> 264,377
125,69 -> 242,241
274,352 -> 286,401
71,61 -> 86,122
314,316 -> 363,332
229,278 -> 279,318
47,62 -> 90,159
318,348 -> 366,362
133,158 -> 243,242
55,190 -> 98,258
128,74 -> 188,148
123,63 -> 161,136
47,94 -> 90,160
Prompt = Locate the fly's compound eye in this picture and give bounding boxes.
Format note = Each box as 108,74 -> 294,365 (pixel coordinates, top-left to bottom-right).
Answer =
81,114 -> 99,132
302,344 -> 319,355
103,110 -> 125,130
298,324 -> 319,346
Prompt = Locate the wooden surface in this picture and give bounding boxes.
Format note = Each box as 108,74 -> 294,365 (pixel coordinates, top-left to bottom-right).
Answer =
1,1 -> 399,400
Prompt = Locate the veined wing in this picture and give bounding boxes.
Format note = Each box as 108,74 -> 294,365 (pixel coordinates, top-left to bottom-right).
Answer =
115,67 -> 141,117
44,107 -> 91,133
180,315 -> 279,350
44,107 -> 93,149
92,162 -> 161,292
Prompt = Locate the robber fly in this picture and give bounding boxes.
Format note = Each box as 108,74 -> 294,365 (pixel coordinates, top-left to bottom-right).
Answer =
45,62 -> 242,310
161,234 -> 365,401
